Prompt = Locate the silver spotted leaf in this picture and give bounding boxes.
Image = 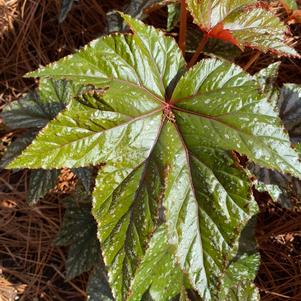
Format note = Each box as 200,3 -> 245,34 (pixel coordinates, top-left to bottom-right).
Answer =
1,79 -> 81,130
28,169 -> 60,205
87,265 -> 114,301
0,131 -> 36,169
54,191 -> 101,279
8,15 -> 301,301
127,226 -> 186,301
249,81 -> 301,209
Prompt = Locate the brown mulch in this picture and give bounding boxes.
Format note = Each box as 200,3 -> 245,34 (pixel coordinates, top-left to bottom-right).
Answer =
1,0 -> 301,300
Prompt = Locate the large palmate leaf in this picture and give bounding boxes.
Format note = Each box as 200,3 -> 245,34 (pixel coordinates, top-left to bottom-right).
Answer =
9,15 -> 301,301
186,0 -> 299,56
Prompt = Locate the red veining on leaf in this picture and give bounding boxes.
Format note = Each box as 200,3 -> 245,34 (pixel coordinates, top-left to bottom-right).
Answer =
163,102 -> 176,123
206,22 -> 240,48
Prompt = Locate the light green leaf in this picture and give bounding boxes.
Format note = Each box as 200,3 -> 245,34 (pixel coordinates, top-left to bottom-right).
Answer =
172,59 -> 301,178
127,226 -> 185,301
92,151 -> 161,300
218,254 -> 260,300
27,15 -> 185,99
157,122 -> 259,300
186,0 -> 299,56
8,99 -> 162,169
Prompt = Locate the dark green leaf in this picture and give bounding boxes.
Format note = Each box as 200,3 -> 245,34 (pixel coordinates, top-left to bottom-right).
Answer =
1,79 -> 81,130
54,192 -> 100,279
0,131 -> 36,168
279,83 -> 301,143
59,0 -> 77,23
28,169 -> 60,205
72,167 -> 94,192
87,265 -> 114,301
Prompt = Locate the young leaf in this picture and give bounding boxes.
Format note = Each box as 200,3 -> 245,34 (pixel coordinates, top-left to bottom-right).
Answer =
9,15 -> 301,301
54,192 -> 101,279
186,0 -> 299,56
28,169 -> 60,205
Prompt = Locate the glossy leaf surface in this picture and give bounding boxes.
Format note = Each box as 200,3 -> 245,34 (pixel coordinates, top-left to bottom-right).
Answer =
186,0 -> 299,56
9,15 -> 301,301
249,82 -> 301,209
127,226 -> 185,301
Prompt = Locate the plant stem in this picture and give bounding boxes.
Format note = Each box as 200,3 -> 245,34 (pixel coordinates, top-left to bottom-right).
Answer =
188,33 -> 209,68
243,50 -> 260,71
179,0 -> 187,53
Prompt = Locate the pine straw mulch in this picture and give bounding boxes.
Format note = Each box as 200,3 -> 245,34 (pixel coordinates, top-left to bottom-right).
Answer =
1,0 -> 301,300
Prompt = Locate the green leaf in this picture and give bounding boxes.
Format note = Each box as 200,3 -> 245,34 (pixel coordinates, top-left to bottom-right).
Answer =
59,0 -> 77,23
28,169 -> 60,205
0,131 -> 36,168
10,16 -> 301,301
279,83 -> 301,144
167,3 -> 181,32
218,254 -> 260,300
186,0 -> 299,56
282,0 -> 298,11
87,265 -> 114,301
54,191 -> 101,279
1,79 -> 81,130
248,82 -> 301,209
72,167 -> 94,192
8,99 -> 162,169
26,14 -> 185,98
127,226 -> 185,301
